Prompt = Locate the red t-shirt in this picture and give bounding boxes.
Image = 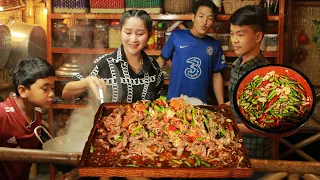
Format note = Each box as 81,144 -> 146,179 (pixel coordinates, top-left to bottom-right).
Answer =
0,93 -> 42,180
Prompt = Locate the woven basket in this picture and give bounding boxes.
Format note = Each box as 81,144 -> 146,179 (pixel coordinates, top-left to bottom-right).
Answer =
126,0 -> 163,13
223,0 -> 261,15
53,0 -> 89,13
90,0 -> 125,13
164,0 -> 193,14
0,0 -> 21,9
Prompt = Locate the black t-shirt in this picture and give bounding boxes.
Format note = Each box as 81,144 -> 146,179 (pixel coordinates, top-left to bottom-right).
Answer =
74,46 -> 164,103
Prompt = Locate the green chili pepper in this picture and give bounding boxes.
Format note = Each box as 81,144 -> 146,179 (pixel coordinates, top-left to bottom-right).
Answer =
143,110 -> 150,115
269,77 -> 275,82
200,161 -> 211,167
298,84 -> 305,91
183,113 -> 190,126
172,160 -> 182,165
289,80 -> 298,84
267,90 -> 276,100
149,131 -> 154,137
220,129 -> 226,137
126,164 -> 138,167
131,125 -> 142,137
288,105 -> 300,113
189,154 -> 195,159
255,80 -> 263,88
184,161 -> 192,167
265,103 -> 277,113
267,92 -> 277,101
154,105 -> 162,112
90,144 -> 94,153
203,116 -> 209,130
240,102 -> 250,106
263,119 -> 275,123
195,157 -> 201,166
282,112 -> 293,117
192,107 -> 195,120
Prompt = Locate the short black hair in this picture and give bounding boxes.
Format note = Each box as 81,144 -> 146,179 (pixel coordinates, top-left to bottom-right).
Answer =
192,0 -> 219,17
120,9 -> 152,33
230,5 -> 268,34
12,57 -> 55,96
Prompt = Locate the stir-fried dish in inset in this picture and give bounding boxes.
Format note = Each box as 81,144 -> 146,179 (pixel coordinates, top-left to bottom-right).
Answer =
238,71 -> 312,129
87,98 -> 249,168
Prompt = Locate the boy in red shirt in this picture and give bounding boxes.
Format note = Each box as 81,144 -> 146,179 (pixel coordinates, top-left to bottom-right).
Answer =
0,57 -> 55,180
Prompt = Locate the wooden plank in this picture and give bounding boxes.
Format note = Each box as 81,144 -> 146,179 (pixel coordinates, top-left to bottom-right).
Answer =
292,1 -> 320,6
78,167 -> 252,178
51,13 -> 279,21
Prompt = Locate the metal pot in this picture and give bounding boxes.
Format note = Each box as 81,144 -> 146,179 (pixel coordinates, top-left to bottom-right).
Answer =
34,126 -> 88,173
0,23 -> 11,69
56,59 -> 82,77
5,21 -> 46,70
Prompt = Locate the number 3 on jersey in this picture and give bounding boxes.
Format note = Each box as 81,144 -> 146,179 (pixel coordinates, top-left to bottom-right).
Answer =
184,57 -> 202,79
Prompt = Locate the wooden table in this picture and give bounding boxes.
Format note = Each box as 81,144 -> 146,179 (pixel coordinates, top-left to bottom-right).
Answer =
0,147 -> 320,177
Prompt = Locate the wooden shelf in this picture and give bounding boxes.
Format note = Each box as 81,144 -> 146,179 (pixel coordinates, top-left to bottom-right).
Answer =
293,1 -> 320,6
52,48 -> 278,57
52,48 -> 161,55
51,13 -> 279,21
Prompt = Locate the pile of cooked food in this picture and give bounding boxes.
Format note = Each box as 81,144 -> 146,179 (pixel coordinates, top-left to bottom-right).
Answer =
237,71 -> 312,129
86,97 -> 249,168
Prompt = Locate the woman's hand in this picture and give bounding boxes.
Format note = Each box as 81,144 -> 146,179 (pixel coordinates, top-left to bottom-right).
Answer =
84,76 -> 106,100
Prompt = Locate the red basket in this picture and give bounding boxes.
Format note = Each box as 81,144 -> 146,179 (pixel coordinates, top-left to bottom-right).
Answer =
90,0 -> 125,13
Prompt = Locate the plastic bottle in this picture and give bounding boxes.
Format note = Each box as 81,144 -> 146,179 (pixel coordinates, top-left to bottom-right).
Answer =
153,21 -> 158,50
157,22 -> 165,49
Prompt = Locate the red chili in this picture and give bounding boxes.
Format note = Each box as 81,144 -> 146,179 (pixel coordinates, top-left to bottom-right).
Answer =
156,99 -> 166,107
168,124 -> 177,131
263,122 -> 279,127
265,95 -> 279,109
297,87 -> 307,96
228,123 -> 233,131
240,108 -> 245,115
96,124 -> 101,129
260,80 -> 269,88
258,114 -> 267,123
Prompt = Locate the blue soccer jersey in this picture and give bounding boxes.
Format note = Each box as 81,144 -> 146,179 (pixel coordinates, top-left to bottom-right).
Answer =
161,30 -> 226,103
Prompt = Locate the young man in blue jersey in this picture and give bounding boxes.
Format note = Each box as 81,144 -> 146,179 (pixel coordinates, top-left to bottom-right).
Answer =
157,0 -> 226,104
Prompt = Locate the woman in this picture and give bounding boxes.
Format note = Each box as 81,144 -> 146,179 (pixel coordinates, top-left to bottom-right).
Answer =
62,10 -> 163,103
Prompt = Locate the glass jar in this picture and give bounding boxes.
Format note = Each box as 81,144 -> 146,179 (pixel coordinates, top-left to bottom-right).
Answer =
217,34 -> 229,51
266,34 -> 278,51
81,19 -> 94,48
260,36 -> 267,51
52,21 -> 68,47
94,21 -> 109,48
68,24 -> 81,48
108,20 -> 121,49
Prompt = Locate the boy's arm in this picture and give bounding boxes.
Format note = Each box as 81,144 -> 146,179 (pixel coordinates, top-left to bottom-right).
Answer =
156,56 -> 167,69
212,72 -> 224,104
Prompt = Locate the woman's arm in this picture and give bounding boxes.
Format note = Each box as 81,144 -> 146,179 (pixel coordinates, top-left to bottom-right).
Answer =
212,72 -> 224,104
62,76 -> 105,100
